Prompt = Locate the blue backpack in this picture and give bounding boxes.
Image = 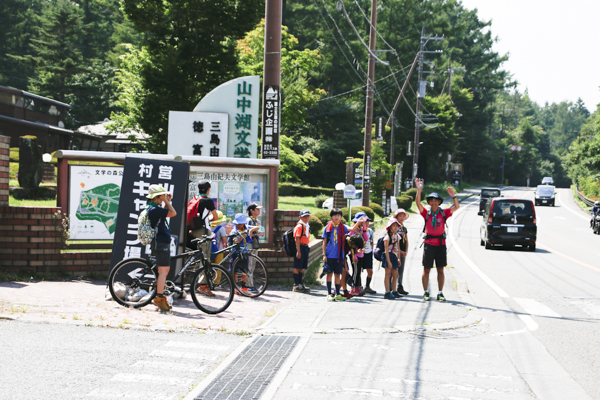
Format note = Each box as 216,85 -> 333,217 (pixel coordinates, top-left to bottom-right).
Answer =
373,236 -> 385,262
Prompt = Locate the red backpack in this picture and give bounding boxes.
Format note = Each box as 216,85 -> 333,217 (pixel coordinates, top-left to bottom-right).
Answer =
186,196 -> 201,229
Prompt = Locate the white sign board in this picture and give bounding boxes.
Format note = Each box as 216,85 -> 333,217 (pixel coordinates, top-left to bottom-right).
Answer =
68,165 -> 123,240
167,111 -> 229,157
344,184 -> 357,199
193,76 -> 260,158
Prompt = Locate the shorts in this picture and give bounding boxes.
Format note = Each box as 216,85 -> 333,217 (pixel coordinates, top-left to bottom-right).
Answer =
422,244 -> 447,269
326,258 -> 345,275
382,252 -> 399,270
152,240 -> 171,267
358,252 -> 373,270
294,245 -> 309,270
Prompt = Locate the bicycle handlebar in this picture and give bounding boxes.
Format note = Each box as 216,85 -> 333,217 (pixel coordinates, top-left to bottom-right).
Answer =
191,235 -> 212,244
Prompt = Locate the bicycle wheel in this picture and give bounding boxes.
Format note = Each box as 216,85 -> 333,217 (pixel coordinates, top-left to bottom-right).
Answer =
190,264 -> 234,314
108,258 -> 157,308
231,254 -> 268,298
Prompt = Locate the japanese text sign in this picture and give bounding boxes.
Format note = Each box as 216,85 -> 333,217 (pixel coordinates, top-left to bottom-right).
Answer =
167,111 -> 229,158
261,85 -> 280,159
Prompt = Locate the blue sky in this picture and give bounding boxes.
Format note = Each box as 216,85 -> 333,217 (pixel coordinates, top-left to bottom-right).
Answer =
460,0 -> 600,112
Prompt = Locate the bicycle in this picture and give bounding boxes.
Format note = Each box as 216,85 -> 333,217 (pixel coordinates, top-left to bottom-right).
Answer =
211,231 -> 268,298
108,237 -> 234,314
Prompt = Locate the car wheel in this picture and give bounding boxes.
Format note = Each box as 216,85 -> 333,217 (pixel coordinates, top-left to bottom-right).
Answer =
529,243 -> 536,252
480,238 -> 484,246
485,241 -> 491,250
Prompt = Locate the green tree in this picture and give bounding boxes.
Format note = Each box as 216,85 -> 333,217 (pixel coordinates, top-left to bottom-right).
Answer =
279,136 -> 318,182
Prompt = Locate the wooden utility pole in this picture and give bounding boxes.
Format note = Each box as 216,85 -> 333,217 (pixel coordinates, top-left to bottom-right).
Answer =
261,0 -> 282,160
361,0 -> 378,207
411,25 -> 425,187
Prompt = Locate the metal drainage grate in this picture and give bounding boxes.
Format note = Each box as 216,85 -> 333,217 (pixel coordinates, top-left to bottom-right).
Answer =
195,335 -> 300,400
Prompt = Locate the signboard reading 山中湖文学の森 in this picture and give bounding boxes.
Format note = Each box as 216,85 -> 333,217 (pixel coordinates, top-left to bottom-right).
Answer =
109,157 -> 189,272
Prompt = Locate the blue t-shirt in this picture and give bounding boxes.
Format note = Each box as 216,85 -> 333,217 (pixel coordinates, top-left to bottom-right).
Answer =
148,205 -> 170,243
322,223 -> 349,259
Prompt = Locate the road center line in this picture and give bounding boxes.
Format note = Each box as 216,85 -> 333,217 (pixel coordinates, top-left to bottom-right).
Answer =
537,242 -> 600,274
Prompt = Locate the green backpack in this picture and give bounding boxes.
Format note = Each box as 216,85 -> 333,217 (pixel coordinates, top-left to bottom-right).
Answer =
137,206 -> 157,246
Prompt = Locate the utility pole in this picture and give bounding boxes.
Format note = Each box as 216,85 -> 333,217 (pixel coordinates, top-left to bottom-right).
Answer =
411,25 -> 443,187
361,0 -> 378,207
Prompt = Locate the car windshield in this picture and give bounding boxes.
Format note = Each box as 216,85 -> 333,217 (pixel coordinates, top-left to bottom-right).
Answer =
492,200 -> 533,221
537,187 -> 554,195
481,189 -> 501,197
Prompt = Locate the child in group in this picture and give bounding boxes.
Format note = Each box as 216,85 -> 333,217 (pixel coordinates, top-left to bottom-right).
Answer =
350,212 -> 372,296
145,185 -> 177,311
293,209 -> 311,293
394,208 -> 409,295
246,203 -> 265,290
187,180 -> 218,259
229,213 -> 260,294
322,208 -> 363,301
383,218 -> 402,300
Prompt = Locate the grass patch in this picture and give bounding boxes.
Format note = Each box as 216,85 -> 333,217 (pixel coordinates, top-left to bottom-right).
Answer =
278,196 -> 322,215
9,195 -> 57,207
304,259 -> 323,286
571,185 -> 591,211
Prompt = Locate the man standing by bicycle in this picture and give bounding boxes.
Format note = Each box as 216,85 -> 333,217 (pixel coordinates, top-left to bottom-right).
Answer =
146,185 -> 177,311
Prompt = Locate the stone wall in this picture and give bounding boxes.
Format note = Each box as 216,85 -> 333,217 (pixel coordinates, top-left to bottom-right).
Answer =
0,135 -> 9,206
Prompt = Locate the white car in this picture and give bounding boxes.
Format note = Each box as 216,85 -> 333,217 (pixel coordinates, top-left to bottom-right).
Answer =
322,190 -> 364,210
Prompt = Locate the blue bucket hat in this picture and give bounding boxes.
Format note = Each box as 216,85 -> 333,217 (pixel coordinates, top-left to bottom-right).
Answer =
426,192 -> 443,204
352,212 -> 370,222
233,213 -> 247,225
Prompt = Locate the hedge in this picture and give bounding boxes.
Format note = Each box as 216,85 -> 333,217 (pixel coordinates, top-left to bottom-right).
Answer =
404,188 -> 418,200
312,210 -> 347,226
314,194 -> 329,208
308,214 -> 324,236
278,183 -> 334,197
396,196 -> 413,210
340,206 -> 375,221
369,202 -> 384,218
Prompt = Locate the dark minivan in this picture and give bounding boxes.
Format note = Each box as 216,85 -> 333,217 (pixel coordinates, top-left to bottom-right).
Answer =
480,198 -> 537,251
478,187 -> 502,215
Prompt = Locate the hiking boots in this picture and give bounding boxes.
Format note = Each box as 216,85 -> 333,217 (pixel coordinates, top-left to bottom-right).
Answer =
364,286 -> 377,295
398,284 -> 409,295
153,295 -> 170,311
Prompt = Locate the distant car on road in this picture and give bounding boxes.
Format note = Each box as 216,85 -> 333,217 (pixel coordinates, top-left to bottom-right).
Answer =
534,185 -> 555,206
478,187 -> 502,215
541,177 -> 554,185
480,197 -> 537,251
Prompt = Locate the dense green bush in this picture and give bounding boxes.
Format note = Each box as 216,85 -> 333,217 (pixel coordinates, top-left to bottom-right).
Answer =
278,183 -> 334,197
312,210 -> 346,226
578,176 -> 600,200
279,183 -> 294,196
314,194 -> 329,208
340,206 -> 375,221
404,188 -> 418,200
396,196 -> 413,210
369,202 -> 384,218
308,214 -> 323,236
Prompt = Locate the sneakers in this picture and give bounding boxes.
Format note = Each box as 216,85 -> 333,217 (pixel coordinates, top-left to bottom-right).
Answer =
384,292 -> 396,300
300,283 -> 311,292
197,285 -> 215,297
327,294 -> 336,301
334,294 -> 347,301
364,286 -> 377,295
351,287 -> 363,296
423,291 -> 431,301
293,285 -> 303,292
398,285 -> 409,295
437,292 -> 447,302
391,291 -> 402,298
152,295 -> 170,311
342,292 -> 353,299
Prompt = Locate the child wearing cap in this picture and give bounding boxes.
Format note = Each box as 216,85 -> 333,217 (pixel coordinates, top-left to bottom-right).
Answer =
383,218 -> 402,300
415,178 -> 459,302
293,209 -> 311,292
210,211 -> 227,264
246,203 -> 265,289
146,184 -> 177,311
350,212 -> 371,296
394,208 -> 409,295
229,213 -> 260,294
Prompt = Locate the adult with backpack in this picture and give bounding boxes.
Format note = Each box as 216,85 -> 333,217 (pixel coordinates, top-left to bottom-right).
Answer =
415,178 -> 459,302
143,185 -> 177,311
187,180 -> 218,260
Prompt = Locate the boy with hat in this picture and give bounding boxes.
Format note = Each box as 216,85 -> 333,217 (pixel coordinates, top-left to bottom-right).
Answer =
146,184 -> 177,311
415,178 -> 459,301
293,209 -> 312,292
247,203 -> 265,290
229,213 -> 260,294
394,208 -> 409,295
188,180 -> 218,260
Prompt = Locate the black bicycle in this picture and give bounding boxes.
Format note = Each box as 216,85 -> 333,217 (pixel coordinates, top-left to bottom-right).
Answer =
211,231 -> 268,298
108,237 -> 234,314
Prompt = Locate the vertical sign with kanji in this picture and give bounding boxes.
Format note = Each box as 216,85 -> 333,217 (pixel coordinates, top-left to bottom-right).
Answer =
261,85 -> 280,159
167,111 -> 228,157
109,157 -> 189,273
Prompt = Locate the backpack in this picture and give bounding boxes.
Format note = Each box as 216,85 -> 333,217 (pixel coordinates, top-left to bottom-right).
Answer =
186,196 -> 201,229
211,225 -> 222,254
283,223 -> 303,257
373,236 -> 385,262
138,206 -> 157,246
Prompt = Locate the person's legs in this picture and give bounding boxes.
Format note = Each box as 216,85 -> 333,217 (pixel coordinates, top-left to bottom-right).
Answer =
383,267 -> 391,292
422,268 -> 431,291
326,272 -> 333,295
397,256 -> 405,288
391,270 -> 399,292
437,267 -> 445,291
247,249 -> 257,286
157,266 -> 169,295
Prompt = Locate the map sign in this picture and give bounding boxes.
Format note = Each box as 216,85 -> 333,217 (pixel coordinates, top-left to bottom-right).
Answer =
69,166 -> 123,240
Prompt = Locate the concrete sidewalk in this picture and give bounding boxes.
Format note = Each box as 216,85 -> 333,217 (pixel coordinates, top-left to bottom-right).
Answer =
0,189 -> 480,334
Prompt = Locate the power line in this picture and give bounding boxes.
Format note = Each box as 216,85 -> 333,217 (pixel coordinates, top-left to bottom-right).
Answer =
318,67 -> 410,102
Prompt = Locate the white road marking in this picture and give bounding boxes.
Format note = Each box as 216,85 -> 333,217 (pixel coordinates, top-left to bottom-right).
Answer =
131,360 -> 207,373
493,328 -> 529,336
149,350 -> 217,360
556,192 -> 589,221
164,340 -> 228,351
86,388 -> 175,399
571,301 -> 600,319
514,298 -> 561,318
554,216 -> 566,220
110,373 -> 193,386
537,242 -> 600,273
